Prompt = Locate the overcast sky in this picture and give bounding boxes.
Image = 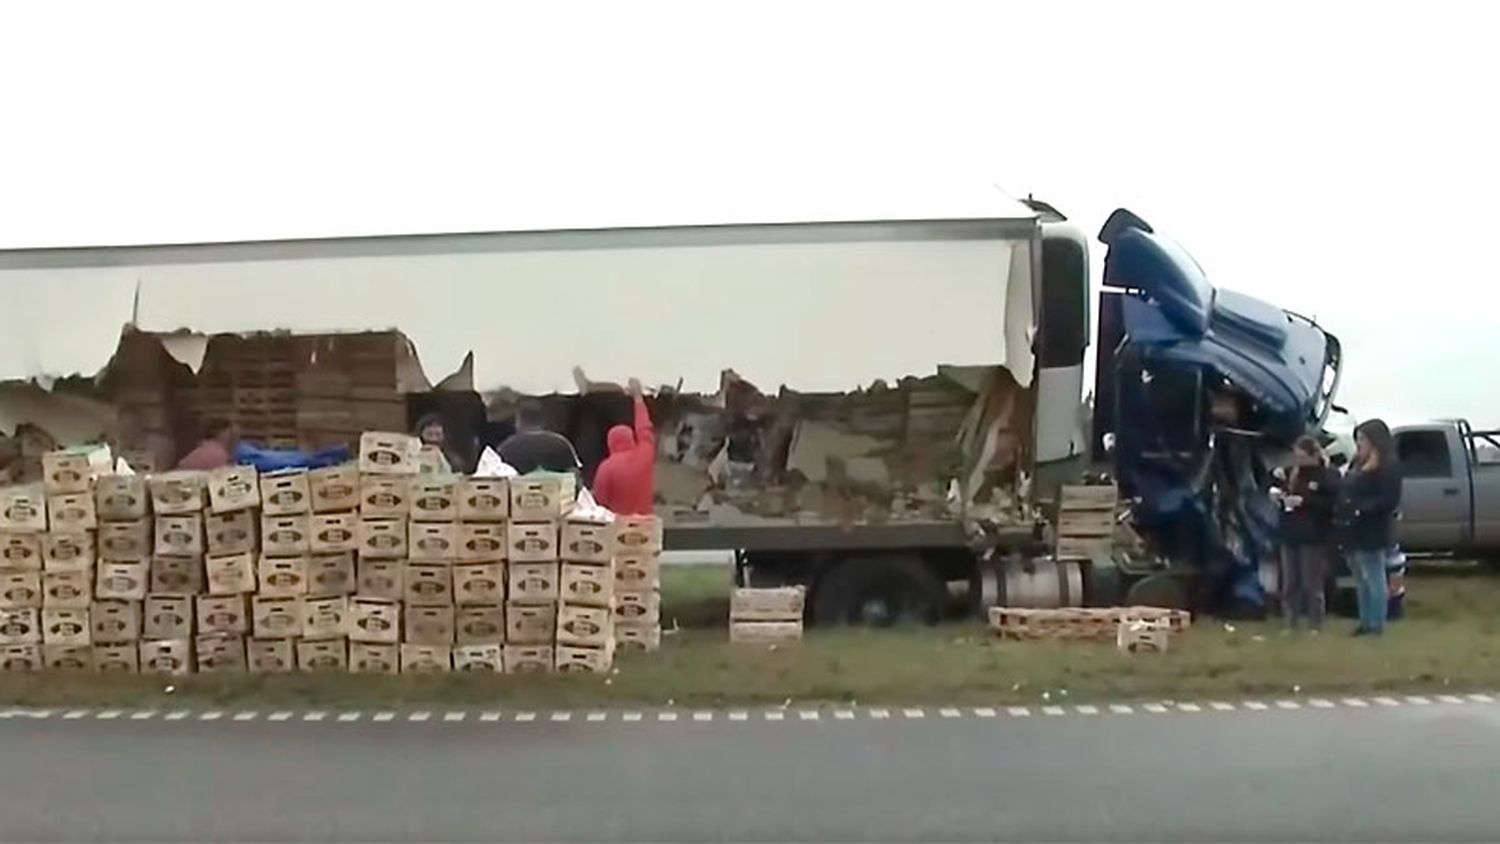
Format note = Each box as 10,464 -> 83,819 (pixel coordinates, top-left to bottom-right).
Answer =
1,1 -> 1494,426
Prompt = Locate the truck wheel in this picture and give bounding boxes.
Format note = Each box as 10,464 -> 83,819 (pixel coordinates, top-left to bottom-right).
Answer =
812,555 -> 946,627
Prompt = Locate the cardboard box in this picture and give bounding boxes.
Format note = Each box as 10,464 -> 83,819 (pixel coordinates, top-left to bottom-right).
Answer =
416,444 -> 452,475
143,595 -> 194,640
0,531 -> 42,570
614,622 -> 662,653
561,562 -> 614,608
260,468 -> 311,516
505,602 -> 557,645
154,513 -> 203,557
308,464 -> 360,513
302,595 -> 348,639
453,642 -> 503,672
0,486 -> 47,532
614,553 -> 662,592
309,513 -> 359,554
0,608 -> 41,644
94,641 -> 139,672
252,596 -> 304,639
42,569 -> 91,609
42,607 -> 90,646
508,522 -> 558,563
613,590 -> 661,626
556,604 -> 612,648
404,604 -> 455,645
356,560 -> 403,601
44,643 -> 93,670
729,620 -> 804,644
207,466 -> 261,514
453,563 -> 504,606
42,531 -> 94,572
149,556 -> 203,595
457,523 -> 506,562
358,519 -> 408,559
262,514 -> 311,557
205,551 -> 256,595
409,476 -> 458,522
409,521 -> 459,561
48,493 -> 97,531
0,570 -> 42,609
0,643 -> 42,670
403,563 -> 452,606
206,510 -> 256,556
90,600 -> 141,643
42,451 -> 93,495
508,562 -> 559,605
503,644 -> 553,674
139,638 -> 192,675
399,643 -> 451,673
96,561 -> 149,601
307,552 -> 356,597
99,521 -> 150,561
248,638 -> 295,673
295,641 -> 348,674
95,474 -> 148,521
457,478 -> 508,522
562,521 -> 615,564
359,476 -> 411,519
197,594 -> 249,636
555,643 -> 613,674
730,586 -> 806,622
349,598 -> 400,643
349,641 -> 399,674
258,556 -> 308,598
509,475 -> 575,522
196,634 -> 247,673
359,431 -> 421,475
148,471 -> 206,515
614,515 -> 663,556
455,605 -> 505,644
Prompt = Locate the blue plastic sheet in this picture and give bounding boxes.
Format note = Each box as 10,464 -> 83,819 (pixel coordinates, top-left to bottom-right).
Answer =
234,442 -> 350,473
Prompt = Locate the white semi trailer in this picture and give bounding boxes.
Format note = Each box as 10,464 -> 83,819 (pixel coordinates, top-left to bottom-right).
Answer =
0,195 -> 1097,624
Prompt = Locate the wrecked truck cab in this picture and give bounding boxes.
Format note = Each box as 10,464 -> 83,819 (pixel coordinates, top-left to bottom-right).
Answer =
1095,209 -> 1343,615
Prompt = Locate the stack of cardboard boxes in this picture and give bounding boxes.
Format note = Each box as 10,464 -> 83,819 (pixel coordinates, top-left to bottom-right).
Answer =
0,433 -> 679,676
611,516 -> 663,653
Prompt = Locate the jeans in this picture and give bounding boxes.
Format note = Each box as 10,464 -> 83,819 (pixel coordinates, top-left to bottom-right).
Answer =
1348,548 -> 1389,634
1280,544 -> 1328,629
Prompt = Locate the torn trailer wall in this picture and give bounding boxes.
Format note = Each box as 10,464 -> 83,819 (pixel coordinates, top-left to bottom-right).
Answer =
0,220 -> 1037,396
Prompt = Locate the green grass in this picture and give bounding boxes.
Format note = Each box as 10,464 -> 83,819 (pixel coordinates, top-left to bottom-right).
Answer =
4,566 -> 1500,709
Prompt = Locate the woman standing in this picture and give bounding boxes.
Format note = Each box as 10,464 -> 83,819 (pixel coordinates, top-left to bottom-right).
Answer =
1338,419 -> 1403,636
1280,436 -> 1340,631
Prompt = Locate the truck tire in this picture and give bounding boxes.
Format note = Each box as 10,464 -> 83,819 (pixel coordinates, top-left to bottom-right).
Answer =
812,555 -> 946,627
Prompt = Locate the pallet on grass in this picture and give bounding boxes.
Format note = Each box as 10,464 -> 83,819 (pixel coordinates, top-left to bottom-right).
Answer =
987,605 -> 1192,641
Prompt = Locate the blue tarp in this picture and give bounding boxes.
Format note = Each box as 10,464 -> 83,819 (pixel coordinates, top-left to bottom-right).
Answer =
234,442 -> 350,473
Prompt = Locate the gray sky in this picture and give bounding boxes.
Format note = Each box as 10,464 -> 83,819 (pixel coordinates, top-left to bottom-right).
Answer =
1,1 -> 1493,425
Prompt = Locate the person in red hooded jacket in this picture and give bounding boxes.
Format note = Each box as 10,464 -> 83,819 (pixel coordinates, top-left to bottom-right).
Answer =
592,378 -> 656,515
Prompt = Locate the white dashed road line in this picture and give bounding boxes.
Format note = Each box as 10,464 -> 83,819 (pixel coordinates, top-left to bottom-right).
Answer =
13,690 -> 1497,731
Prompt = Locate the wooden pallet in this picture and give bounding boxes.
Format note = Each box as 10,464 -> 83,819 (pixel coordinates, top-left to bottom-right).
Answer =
988,605 -> 1191,641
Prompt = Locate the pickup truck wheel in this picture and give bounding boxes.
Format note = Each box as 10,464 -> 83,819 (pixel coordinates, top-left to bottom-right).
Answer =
812,555 -> 946,627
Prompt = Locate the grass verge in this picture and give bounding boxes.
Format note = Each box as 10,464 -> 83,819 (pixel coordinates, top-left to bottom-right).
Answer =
4,566 -> 1499,708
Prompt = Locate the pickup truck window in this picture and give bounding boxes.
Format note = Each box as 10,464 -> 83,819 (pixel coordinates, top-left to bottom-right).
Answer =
1396,430 -> 1452,478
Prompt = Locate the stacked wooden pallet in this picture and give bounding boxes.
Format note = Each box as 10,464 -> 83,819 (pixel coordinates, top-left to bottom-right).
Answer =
729,587 -> 805,644
1054,484 -> 1117,561
988,605 -> 1192,642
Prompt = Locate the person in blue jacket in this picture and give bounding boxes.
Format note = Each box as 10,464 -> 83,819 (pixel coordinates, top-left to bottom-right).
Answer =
1337,419 -> 1403,636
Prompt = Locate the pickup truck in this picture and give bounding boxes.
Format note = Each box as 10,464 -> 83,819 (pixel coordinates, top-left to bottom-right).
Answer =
1392,420 -> 1500,556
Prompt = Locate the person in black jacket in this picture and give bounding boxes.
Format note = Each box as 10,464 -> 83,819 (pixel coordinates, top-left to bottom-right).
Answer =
1337,419 -> 1402,636
1279,436 -> 1340,631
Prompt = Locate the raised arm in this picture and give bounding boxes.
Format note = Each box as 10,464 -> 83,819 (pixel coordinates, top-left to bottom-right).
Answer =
629,378 -> 655,458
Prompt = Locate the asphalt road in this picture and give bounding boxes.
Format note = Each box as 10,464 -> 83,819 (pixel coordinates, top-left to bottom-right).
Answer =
3,699 -> 1499,842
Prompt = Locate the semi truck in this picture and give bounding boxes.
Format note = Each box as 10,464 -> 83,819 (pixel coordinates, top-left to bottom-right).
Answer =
0,196 -> 1343,622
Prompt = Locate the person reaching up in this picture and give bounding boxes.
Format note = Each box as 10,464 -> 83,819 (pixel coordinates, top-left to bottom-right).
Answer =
593,378 -> 656,515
